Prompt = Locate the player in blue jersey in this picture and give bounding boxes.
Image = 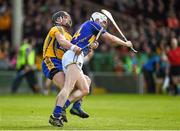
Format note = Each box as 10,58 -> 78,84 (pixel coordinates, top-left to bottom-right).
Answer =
49,12 -> 133,127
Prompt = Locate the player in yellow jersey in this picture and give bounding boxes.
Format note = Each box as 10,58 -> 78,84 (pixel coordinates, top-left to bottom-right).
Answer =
52,12 -> 133,127
42,11 -> 90,126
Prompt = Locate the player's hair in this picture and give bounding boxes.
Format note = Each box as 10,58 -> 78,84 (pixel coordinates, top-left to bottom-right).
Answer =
52,11 -> 72,27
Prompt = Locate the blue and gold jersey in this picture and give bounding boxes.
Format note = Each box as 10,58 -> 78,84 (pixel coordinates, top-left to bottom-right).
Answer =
43,26 -> 72,59
71,20 -> 106,56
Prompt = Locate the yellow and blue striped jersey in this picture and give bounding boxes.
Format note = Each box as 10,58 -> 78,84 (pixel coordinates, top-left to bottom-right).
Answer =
71,20 -> 106,56
43,26 -> 72,59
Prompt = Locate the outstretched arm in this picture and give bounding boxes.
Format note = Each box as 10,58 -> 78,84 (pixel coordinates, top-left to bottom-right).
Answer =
101,32 -> 132,48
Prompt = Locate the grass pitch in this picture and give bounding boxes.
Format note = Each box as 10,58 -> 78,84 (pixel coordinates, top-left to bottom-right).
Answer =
0,94 -> 180,130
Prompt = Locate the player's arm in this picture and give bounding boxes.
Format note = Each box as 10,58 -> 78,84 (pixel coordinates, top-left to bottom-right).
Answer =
55,32 -> 81,54
101,32 -> 132,48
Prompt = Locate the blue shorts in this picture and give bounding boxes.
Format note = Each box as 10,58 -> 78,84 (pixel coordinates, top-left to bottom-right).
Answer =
42,57 -> 63,80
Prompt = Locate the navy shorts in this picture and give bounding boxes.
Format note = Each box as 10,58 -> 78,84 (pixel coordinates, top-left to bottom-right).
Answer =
42,57 -> 63,80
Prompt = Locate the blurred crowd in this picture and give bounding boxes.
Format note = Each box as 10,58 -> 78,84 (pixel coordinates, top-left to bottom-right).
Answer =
0,0 -> 180,94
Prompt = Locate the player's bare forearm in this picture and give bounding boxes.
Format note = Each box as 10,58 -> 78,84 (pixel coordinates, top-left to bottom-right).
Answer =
110,35 -> 127,46
101,32 -> 132,47
55,32 -> 82,55
55,32 -> 73,49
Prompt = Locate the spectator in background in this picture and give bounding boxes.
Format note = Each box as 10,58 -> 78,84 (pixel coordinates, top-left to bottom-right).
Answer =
113,55 -> 124,73
11,38 -> 40,93
0,0 -> 13,71
155,53 -> 169,94
123,52 -> 139,74
142,47 -> 159,93
136,53 -> 149,74
143,52 -> 169,94
0,39 -> 11,69
167,10 -> 179,30
167,38 -> 180,95
0,0 -> 11,41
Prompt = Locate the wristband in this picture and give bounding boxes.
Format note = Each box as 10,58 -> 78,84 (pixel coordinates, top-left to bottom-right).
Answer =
70,45 -> 76,51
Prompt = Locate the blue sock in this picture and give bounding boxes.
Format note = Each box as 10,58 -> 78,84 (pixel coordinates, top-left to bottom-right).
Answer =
64,99 -> 71,109
72,100 -> 81,109
53,106 -> 62,118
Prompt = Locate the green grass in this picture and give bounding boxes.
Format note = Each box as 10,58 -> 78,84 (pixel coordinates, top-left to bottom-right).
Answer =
0,94 -> 180,130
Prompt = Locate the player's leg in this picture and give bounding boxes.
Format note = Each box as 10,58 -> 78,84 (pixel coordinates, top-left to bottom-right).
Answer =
48,71 -> 67,126
62,75 -> 91,109
52,67 -> 89,121
58,50 -> 87,106
59,51 -> 90,107
69,75 -> 91,118
45,61 -> 89,122
50,50 -> 90,126
61,50 -> 91,118
67,75 -> 91,103
52,63 -> 91,125
53,64 -> 81,114
42,57 -> 65,126
50,64 -> 81,126
68,74 -> 90,103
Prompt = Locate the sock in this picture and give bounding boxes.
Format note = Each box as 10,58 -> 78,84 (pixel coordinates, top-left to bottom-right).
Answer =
72,100 -> 81,109
64,99 -> 71,109
53,106 -> 63,118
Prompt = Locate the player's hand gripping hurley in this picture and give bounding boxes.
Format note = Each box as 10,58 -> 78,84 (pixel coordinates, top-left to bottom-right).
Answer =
101,9 -> 138,53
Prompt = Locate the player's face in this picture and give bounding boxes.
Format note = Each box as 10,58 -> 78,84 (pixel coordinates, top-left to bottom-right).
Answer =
96,19 -> 108,29
100,20 -> 108,29
62,15 -> 72,28
56,15 -> 72,28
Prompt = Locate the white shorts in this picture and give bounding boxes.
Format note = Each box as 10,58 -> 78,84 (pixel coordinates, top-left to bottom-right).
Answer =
62,50 -> 84,73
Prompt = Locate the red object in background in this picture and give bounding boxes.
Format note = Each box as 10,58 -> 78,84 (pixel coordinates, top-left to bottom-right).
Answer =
167,47 -> 180,66
167,17 -> 179,29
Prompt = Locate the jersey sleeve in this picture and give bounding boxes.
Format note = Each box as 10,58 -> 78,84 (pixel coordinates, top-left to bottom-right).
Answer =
49,26 -> 64,37
90,21 -> 106,35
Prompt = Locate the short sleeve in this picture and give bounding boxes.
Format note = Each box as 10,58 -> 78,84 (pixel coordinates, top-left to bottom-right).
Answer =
49,26 -> 64,37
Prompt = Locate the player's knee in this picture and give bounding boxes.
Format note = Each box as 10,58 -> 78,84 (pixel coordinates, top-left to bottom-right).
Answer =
82,87 -> 89,96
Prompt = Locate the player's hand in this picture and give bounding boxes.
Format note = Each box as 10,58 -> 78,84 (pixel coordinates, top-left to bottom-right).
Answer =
125,41 -> 133,48
73,45 -> 82,55
90,41 -> 99,49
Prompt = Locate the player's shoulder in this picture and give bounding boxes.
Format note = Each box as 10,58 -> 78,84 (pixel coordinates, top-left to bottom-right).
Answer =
50,26 -> 64,32
82,20 -> 99,27
88,20 -> 102,30
49,26 -> 65,36
87,20 -> 101,26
